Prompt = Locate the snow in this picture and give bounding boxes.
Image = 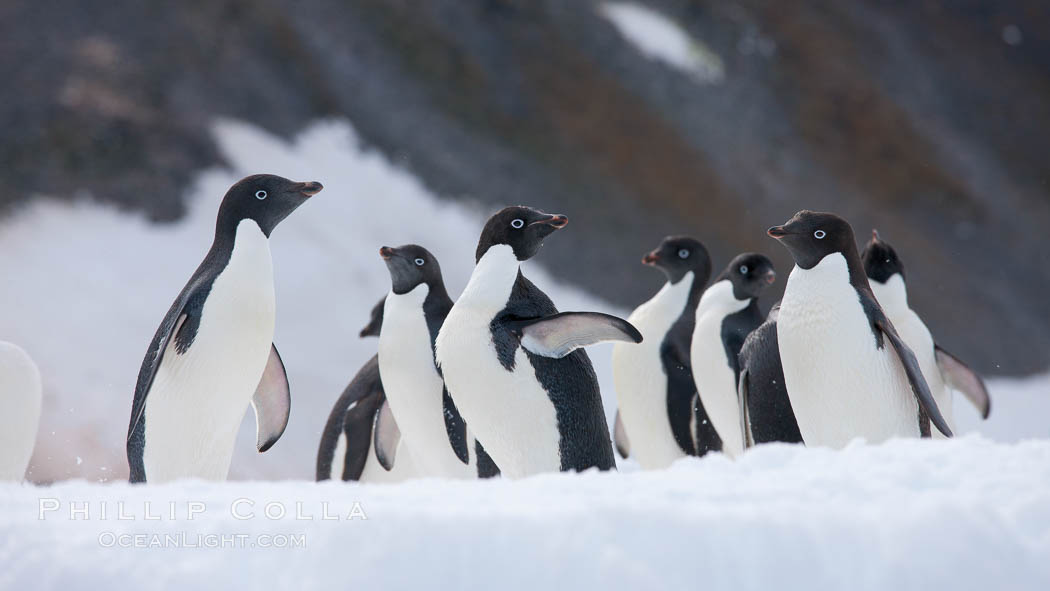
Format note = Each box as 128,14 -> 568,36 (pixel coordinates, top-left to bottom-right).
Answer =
3,436 -> 1050,589
1,117 -> 1048,588
599,2 -> 725,83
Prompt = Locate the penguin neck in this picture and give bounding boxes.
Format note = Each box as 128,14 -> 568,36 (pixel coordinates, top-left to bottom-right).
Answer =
458,244 -> 521,312
870,273 -> 909,316
211,215 -> 266,257
697,279 -> 751,317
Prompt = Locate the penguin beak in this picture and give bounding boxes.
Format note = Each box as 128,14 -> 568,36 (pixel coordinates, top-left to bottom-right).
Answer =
767,225 -> 789,239
763,269 -> 777,285
533,214 -> 569,229
296,181 -> 324,197
642,251 -> 660,265
379,246 -> 397,260
872,229 -> 881,241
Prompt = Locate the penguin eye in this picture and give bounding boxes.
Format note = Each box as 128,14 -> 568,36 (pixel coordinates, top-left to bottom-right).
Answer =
414,258 -> 425,267
739,265 -> 749,275
255,190 -> 267,200
678,249 -> 689,259
814,230 -> 826,239
510,219 -> 525,229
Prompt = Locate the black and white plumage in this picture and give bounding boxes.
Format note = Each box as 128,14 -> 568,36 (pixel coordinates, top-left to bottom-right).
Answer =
690,253 -> 776,457
861,230 -> 991,434
435,206 -> 641,478
612,236 -> 722,469
377,244 -> 498,478
738,303 -> 803,447
767,211 -> 952,448
126,174 -> 322,483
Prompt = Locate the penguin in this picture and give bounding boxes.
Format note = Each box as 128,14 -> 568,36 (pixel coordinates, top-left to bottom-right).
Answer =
767,210 -> 952,448
0,342 -> 42,481
317,297 -> 415,482
737,302 -> 804,447
127,174 -> 322,483
689,253 -> 776,457
376,244 -> 499,478
435,206 -> 642,478
611,236 -> 722,470
861,230 -> 991,435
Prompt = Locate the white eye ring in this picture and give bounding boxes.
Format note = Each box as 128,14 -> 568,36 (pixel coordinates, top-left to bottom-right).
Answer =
511,219 -> 525,229
414,258 -> 425,266
740,265 -> 749,274
678,249 -> 689,259
814,230 -> 826,239
255,190 -> 267,200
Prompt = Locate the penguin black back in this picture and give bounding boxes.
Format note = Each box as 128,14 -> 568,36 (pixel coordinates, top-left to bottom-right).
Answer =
738,305 -> 803,446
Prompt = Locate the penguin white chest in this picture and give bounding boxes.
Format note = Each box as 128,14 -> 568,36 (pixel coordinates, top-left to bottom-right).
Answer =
0,342 -> 42,481
690,280 -> 748,457
379,286 -> 474,477
612,274 -> 692,469
435,246 -> 561,478
777,254 -> 918,448
872,275 -> 953,436
144,220 -> 276,482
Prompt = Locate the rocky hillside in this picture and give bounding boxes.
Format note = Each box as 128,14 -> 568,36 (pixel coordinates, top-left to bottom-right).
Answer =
2,0 -> 1047,374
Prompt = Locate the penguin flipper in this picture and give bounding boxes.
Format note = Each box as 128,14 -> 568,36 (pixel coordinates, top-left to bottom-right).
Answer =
738,368 -> 753,449
339,388 -> 385,481
442,387 -> 470,464
874,316 -> 953,437
935,344 -> 991,419
511,312 -> 643,358
251,344 -> 291,452
613,410 -> 630,458
373,399 -> 401,471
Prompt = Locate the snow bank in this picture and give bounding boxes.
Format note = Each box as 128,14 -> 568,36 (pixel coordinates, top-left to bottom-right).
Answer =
599,2 -> 725,83
2,436 -> 1048,590
0,118 -> 625,482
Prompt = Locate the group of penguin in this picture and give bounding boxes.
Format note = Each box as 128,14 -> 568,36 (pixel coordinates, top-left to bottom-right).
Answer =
0,173 -> 994,484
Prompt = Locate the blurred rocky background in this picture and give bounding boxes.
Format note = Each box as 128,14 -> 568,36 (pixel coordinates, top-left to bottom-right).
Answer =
2,0 -> 1047,374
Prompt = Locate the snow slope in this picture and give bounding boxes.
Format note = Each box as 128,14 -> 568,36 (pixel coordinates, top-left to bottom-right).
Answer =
2,436 -> 1049,590
0,119 -> 626,482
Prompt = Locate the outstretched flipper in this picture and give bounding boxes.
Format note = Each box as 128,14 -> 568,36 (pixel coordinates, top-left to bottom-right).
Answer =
251,344 -> 291,452
874,315 -> 953,437
935,345 -> 991,419
373,399 -> 401,471
613,410 -> 630,459
510,312 -> 642,359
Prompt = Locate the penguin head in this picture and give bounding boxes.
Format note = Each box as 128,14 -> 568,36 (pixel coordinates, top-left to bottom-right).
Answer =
476,206 -> 568,262
767,210 -> 856,270
359,297 -> 386,338
717,253 -> 776,300
380,244 -> 446,295
860,229 -> 906,285
642,236 -> 712,285
218,174 -> 323,237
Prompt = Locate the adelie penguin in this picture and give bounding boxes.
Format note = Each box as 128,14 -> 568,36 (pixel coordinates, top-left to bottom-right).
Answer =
767,211 -> 952,448
861,230 -> 991,436
376,244 -> 498,478
317,298 -> 417,483
611,236 -> 722,469
737,302 -> 803,447
435,206 -> 642,478
126,174 -> 322,483
690,253 -> 776,457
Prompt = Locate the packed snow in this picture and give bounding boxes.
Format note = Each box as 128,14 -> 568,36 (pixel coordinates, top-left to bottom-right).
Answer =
1,118 -> 1048,589
599,2 -> 725,83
